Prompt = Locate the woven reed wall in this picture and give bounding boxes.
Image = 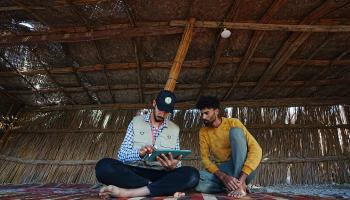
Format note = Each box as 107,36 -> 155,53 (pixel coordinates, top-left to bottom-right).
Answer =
0,105 -> 349,186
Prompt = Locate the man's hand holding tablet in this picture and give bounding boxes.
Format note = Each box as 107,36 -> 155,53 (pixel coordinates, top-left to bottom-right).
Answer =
145,149 -> 191,170
144,149 -> 191,161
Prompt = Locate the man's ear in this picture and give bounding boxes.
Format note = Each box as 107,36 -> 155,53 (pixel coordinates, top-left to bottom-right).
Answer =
214,108 -> 220,116
152,100 -> 156,107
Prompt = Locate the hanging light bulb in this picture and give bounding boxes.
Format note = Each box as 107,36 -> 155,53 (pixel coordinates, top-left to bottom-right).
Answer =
220,28 -> 231,38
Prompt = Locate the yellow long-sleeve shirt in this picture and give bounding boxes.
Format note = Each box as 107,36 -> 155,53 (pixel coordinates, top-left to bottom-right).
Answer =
199,117 -> 262,175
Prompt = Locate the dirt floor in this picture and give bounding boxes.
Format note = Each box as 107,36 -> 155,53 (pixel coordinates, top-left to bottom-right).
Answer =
0,184 -> 348,199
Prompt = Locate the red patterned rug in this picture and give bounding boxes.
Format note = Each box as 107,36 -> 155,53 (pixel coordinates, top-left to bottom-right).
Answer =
0,184 -> 339,199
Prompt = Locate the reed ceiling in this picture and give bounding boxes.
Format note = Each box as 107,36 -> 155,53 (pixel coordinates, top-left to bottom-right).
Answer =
0,0 -> 350,111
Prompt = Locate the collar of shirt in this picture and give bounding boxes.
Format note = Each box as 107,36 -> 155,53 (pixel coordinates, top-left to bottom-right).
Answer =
143,111 -> 169,129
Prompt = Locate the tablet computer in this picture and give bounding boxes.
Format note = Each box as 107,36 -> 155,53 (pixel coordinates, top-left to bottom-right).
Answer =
144,149 -> 191,161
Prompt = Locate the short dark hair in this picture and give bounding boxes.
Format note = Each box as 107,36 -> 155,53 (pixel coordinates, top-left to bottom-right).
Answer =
196,96 -> 220,110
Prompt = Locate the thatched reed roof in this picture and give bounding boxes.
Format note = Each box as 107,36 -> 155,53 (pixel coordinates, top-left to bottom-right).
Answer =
1,0 -> 350,112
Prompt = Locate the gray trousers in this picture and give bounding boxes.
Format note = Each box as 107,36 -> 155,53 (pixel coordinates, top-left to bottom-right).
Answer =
195,128 -> 256,193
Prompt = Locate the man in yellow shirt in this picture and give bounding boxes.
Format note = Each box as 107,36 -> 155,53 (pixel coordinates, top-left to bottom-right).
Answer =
195,96 -> 262,198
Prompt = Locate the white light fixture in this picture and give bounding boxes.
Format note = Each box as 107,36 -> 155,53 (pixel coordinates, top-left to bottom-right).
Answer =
220,28 -> 231,38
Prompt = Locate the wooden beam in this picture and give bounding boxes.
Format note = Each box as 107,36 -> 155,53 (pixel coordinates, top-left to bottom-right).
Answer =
28,97 -> 350,112
0,25 -> 186,47
8,79 -> 350,95
62,6 -> 100,104
67,0 -> 115,103
122,0 -> 144,103
248,32 -> 311,97
247,1 -> 350,98
133,38 -> 144,103
196,0 -> 241,100
1,57 -> 350,77
93,41 -> 115,103
170,20 -> 350,32
223,0 -> 287,100
164,18 -> 196,91
2,18 -> 349,46
308,49 -> 350,97
61,44 -> 99,104
265,35 -> 332,98
288,48 -> 350,97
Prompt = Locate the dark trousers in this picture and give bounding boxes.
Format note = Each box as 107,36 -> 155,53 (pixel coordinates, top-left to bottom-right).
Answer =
95,158 -> 199,196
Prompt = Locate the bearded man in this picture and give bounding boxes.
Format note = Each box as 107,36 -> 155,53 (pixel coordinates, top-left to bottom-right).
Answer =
95,90 -> 199,198
195,96 -> 262,198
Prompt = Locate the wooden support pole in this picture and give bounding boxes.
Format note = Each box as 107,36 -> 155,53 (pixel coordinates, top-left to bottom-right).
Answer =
164,18 -> 196,92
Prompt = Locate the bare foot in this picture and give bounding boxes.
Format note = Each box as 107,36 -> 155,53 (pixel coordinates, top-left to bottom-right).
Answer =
99,185 -> 125,199
227,185 -> 247,198
173,192 -> 185,198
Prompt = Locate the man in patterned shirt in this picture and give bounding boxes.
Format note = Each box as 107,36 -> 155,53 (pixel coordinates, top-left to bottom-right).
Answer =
95,90 -> 199,198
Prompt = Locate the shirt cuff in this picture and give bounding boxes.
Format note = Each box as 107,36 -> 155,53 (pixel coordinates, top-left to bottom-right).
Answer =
207,165 -> 219,174
133,149 -> 142,160
176,161 -> 182,168
242,165 -> 253,175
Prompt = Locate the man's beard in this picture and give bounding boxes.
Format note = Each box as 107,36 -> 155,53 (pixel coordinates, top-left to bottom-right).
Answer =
203,117 -> 216,127
153,112 -> 165,122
